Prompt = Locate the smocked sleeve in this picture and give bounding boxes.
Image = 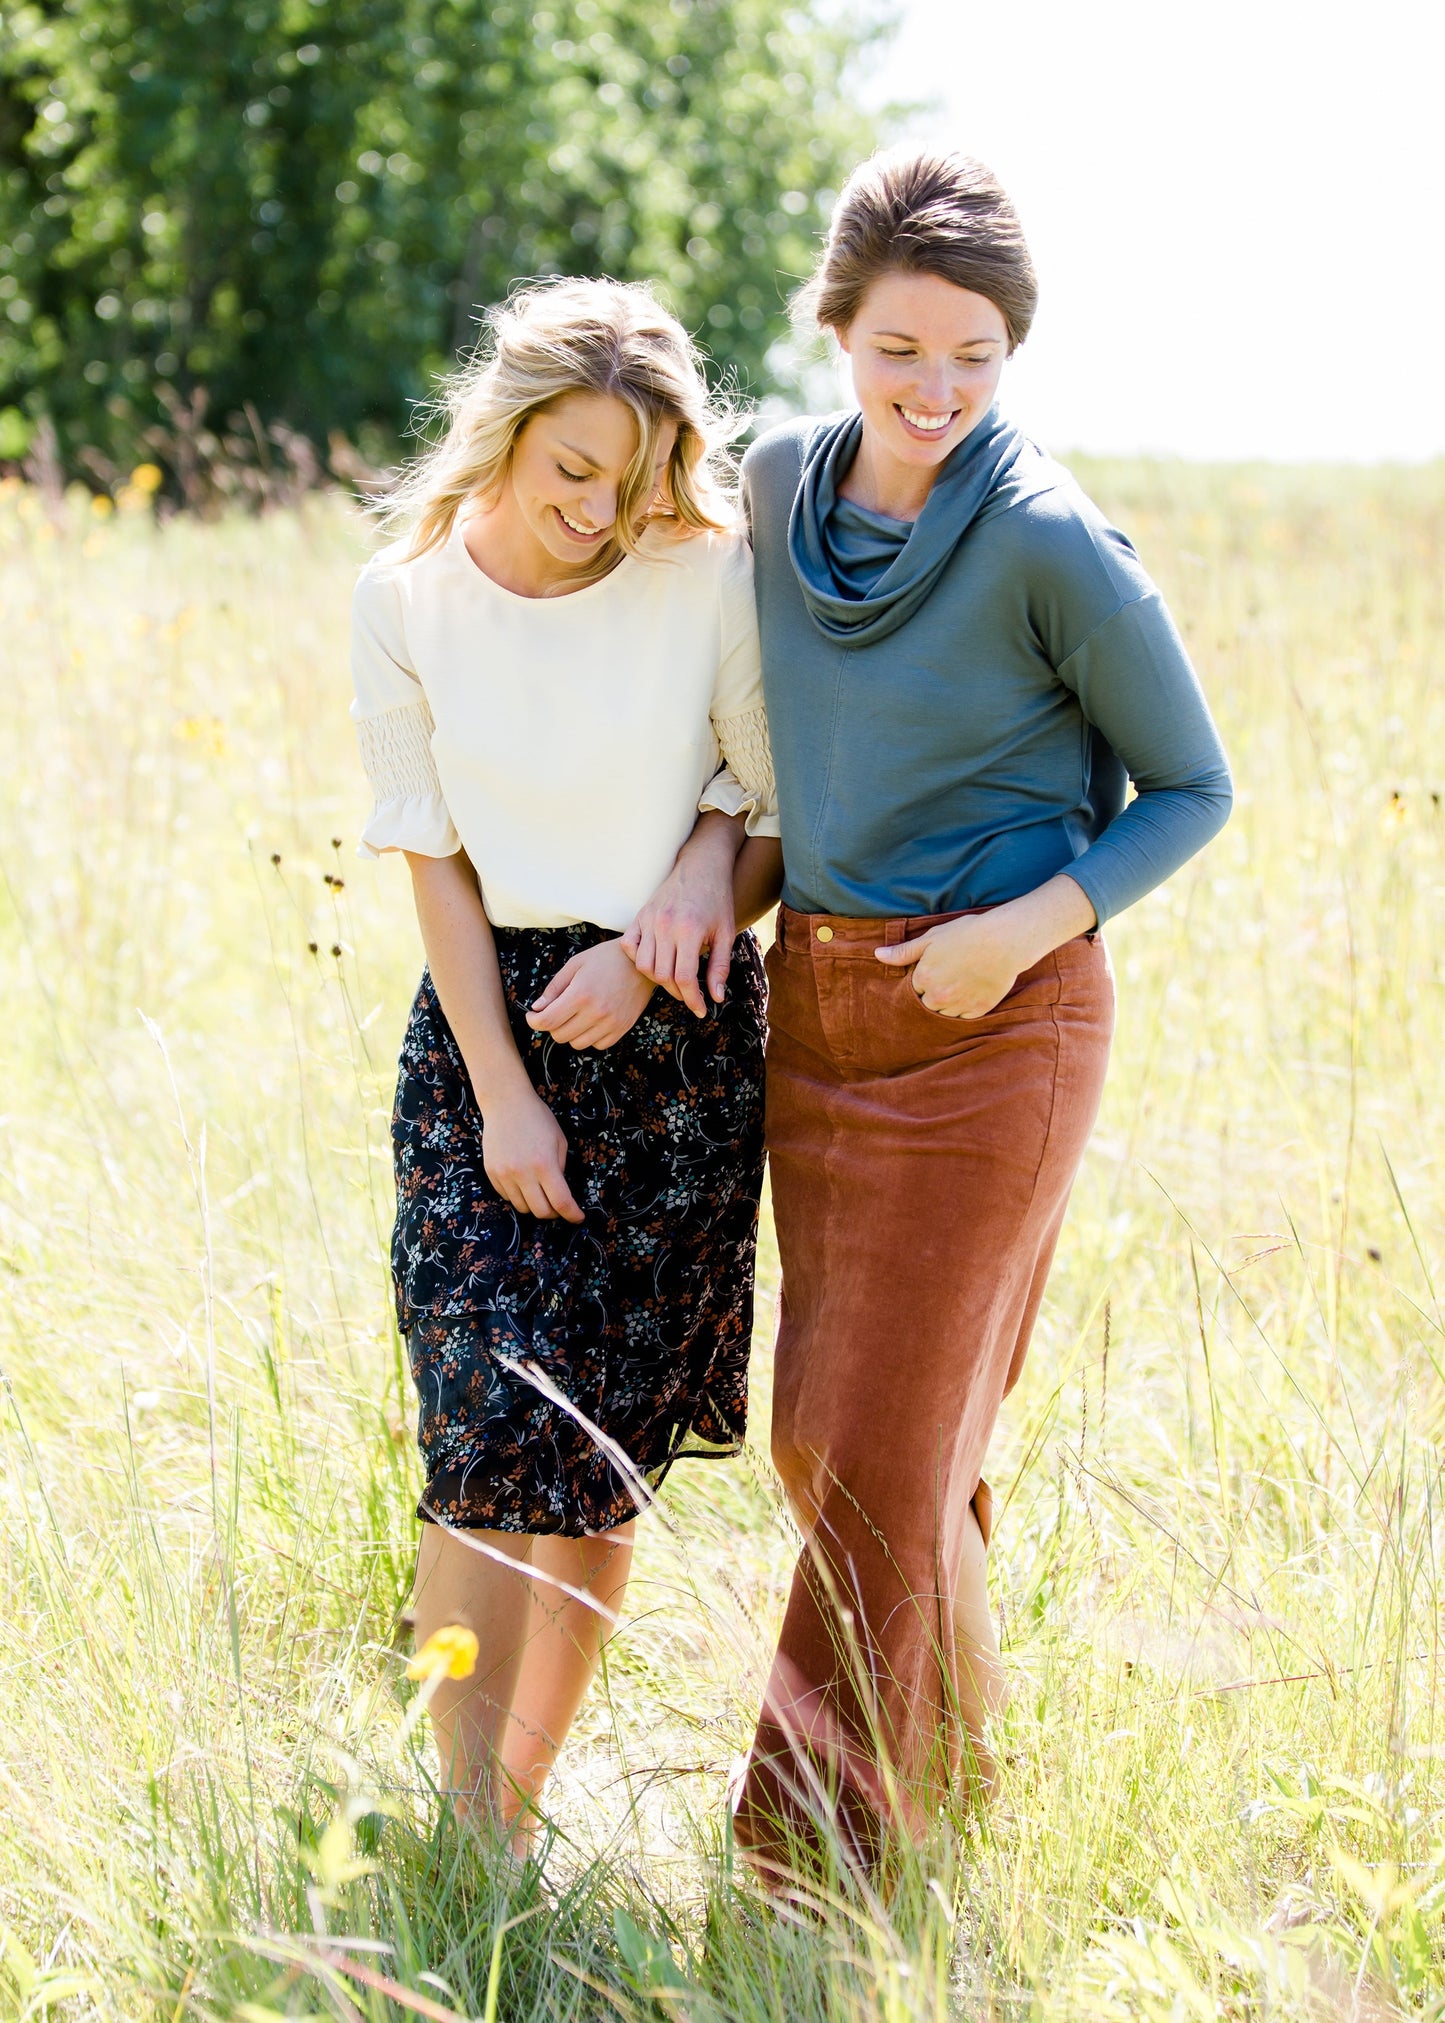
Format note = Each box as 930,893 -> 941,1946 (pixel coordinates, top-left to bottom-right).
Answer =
350,564 -> 461,859
697,535 -> 781,839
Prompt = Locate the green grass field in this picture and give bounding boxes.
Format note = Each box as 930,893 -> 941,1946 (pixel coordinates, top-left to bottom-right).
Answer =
1,461 -> 1442,2020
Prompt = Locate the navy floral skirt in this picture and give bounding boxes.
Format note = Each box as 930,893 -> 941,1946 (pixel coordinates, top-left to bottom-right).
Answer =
392,924 -> 767,1536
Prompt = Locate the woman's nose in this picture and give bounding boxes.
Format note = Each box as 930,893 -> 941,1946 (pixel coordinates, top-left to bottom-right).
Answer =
582,485 -> 617,530
911,366 -> 954,409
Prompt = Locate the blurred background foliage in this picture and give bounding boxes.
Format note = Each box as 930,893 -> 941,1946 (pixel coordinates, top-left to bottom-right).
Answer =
0,0 -> 887,497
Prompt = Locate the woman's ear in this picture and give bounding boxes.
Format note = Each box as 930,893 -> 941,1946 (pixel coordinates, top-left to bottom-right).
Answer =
654,445 -> 683,515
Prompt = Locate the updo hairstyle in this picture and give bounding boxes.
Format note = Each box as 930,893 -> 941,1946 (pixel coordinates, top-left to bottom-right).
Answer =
799,148 -> 1038,354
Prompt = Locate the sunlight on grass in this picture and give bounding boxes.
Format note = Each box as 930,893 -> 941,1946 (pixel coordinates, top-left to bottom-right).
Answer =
0,465 -> 1441,2018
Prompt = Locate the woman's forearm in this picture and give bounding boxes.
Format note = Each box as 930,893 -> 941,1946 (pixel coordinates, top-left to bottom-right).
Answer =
734,837 -> 784,930
404,851 -> 533,1108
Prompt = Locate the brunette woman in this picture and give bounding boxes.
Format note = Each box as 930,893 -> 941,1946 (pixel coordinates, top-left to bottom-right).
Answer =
351,279 -> 780,1842
629,151 -> 1232,1872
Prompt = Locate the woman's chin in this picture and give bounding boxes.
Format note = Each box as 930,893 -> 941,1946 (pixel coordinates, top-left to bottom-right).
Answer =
873,411 -> 965,462
890,430 -> 957,465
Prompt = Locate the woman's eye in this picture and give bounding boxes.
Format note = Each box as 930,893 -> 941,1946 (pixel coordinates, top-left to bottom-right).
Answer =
557,465 -> 587,482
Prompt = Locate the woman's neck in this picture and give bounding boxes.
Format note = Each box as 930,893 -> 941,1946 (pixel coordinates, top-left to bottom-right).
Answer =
461,492 -> 603,599
836,425 -> 939,524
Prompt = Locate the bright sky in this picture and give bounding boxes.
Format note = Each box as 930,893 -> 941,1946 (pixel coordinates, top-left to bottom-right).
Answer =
861,0 -> 1445,461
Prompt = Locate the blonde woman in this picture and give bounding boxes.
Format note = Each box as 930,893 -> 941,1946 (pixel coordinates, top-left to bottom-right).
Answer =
350,279 -> 780,1841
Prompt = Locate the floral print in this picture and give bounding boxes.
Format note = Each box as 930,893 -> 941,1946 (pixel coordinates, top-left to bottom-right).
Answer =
392,923 -> 767,1536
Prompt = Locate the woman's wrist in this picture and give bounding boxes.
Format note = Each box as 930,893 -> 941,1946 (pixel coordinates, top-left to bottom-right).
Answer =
681,808 -> 748,875
989,874 -> 1096,972
467,1051 -> 536,1114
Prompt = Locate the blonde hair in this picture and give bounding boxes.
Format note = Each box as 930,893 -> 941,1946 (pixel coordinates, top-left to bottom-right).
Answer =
382,277 -> 739,576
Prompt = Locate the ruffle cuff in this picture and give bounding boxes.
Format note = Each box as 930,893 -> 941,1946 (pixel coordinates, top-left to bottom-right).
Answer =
698,766 -> 782,839
354,699 -> 459,858
358,795 -> 462,859
702,704 -> 780,837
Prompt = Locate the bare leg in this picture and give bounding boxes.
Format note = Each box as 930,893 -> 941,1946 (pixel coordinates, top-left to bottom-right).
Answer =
410,1522 -> 533,1827
497,1522 -> 635,1842
953,1501 -> 1007,1793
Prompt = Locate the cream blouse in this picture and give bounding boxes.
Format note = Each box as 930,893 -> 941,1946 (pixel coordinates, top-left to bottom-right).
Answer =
350,515 -> 779,932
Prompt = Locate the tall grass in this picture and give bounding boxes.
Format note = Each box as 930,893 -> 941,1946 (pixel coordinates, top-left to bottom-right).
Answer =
0,462 -> 1442,2020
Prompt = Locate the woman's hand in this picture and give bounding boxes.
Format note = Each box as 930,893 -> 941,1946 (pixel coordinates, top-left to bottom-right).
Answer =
481,1084 -> 585,1222
873,875 -> 1097,1019
526,937 -> 655,1050
874,912 -> 1026,1018
621,810 -> 744,1017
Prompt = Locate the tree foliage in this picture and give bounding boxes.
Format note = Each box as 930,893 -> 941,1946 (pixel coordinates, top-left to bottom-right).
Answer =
0,0 -> 886,479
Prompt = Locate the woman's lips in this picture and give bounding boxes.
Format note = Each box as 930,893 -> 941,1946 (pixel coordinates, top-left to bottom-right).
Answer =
554,506 -> 607,543
895,404 -> 959,443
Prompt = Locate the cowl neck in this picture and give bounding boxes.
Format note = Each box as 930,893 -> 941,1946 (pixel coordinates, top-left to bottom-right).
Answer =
787,405 -> 1026,646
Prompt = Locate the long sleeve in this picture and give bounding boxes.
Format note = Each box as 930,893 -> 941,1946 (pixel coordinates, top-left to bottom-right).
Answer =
1054,591 -> 1232,926
697,535 -> 781,838
350,563 -> 461,859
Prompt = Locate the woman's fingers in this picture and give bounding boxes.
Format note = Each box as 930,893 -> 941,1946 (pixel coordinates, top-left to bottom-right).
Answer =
517,1177 -> 555,1219
527,979 -> 584,1031
872,929 -> 935,967
539,997 -> 600,1044
705,920 -> 734,1005
667,926 -> 710,1017
629,922 -> 660,983
549,1014 -> 596,1046
562,1018 -> 616,1051
531,951 -> 581,1012
541,1165 -> 586,1223
506,1164 -> 583,1222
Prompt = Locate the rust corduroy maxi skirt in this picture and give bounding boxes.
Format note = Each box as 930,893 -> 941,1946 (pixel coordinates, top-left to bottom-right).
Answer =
736,904 -> 1114,1864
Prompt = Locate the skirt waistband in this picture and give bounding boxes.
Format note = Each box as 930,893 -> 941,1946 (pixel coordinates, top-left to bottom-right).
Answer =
776,903 -> 994,957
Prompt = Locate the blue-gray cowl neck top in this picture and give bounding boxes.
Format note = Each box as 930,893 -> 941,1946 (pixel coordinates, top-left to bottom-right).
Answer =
744,409 -> 1233,925
788,407 -> 1025,640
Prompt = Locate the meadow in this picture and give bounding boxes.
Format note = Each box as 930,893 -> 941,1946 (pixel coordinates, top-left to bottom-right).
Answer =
0,458 -> 1442,2021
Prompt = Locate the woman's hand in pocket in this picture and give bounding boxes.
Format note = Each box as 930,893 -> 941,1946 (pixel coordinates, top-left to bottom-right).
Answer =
874,912 -> 1022,1018
481,1084 -> 585,1222
872,875 -> 1096,1018
526,937 -> 655,1050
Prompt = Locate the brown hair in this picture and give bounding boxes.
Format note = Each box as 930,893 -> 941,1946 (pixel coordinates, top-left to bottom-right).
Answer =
799,148 -> 1038,353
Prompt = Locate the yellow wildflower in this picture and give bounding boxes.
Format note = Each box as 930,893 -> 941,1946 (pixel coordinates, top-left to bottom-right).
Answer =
1380,791 -> 1409,836
130,463 -> 164,493
90,493 -> 115,518
406,1624 -> 478,1682
175,714 -> 227,757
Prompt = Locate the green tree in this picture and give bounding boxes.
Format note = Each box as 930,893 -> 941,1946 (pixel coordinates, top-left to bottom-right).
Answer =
0,0 -> 887,483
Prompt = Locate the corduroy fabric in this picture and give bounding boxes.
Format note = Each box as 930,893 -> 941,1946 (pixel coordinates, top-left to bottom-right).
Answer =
735,906 -> 1114,1868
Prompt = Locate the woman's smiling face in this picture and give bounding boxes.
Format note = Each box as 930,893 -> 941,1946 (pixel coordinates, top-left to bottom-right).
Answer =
505,392 -> 675,572
839,271 -> 1009,474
